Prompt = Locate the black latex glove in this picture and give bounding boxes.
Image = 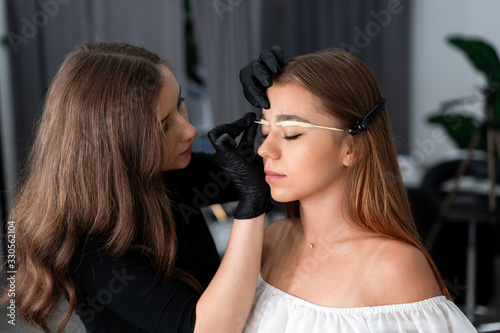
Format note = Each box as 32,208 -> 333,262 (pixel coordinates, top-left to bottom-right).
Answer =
208,112 -> 273,219
239,45 -> 284,109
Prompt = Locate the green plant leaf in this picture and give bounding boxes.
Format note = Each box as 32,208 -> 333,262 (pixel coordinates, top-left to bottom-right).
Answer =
428,113 -> 486,151
448,36 -> 500,88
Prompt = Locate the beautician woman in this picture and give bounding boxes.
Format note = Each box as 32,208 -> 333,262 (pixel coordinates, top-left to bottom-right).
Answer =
2,41 -> 281,333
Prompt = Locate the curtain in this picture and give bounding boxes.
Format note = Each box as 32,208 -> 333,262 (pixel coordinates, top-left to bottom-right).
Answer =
190,0 -> 411,153
6,0 -> 186,170
5,0 -> 412,174
190,0 -> 263,128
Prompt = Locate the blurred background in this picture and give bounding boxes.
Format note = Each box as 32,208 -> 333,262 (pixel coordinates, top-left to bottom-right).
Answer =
1,0 -> 500,332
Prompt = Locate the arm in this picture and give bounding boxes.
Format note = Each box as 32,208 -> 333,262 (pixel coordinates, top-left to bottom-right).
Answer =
194,113 -> 273,332
195,216 -> 265,332
71,216 -> 264,333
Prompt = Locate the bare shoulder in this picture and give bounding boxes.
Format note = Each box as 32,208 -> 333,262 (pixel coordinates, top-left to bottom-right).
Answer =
363,237 -> 442,305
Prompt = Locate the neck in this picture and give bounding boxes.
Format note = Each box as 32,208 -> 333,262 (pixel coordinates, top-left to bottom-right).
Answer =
298,193 -> 349,245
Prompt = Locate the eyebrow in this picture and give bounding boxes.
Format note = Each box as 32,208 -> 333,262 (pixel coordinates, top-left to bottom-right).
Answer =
257,113 -> 344,132
261,113 -> 312,123
276,114 -> 312,123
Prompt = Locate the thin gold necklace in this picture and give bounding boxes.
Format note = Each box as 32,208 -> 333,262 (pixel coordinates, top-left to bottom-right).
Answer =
308,224 -> 347,248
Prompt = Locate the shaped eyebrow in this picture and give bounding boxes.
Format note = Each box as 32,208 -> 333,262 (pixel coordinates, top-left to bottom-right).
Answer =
275,120 -> 344,132
254,116 -> 344,132
256,113 -> 310,126
276,114 -> 311,123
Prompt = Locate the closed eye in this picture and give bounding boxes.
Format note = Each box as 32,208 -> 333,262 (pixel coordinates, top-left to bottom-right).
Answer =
178,97 -> 185,108
284,134 -> 301,140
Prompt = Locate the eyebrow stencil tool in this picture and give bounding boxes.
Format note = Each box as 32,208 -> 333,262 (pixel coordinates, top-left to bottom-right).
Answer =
254,119 -> 344,132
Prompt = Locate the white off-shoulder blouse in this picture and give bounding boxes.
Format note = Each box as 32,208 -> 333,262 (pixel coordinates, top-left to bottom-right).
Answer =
243,276 -> 477,332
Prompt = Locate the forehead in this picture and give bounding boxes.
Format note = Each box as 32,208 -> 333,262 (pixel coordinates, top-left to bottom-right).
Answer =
262,82 -> 330,123
160,66 -> 176,91
157,66 -> 179,117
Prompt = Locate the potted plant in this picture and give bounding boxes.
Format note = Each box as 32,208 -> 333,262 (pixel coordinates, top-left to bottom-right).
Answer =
427,36 -> 500,152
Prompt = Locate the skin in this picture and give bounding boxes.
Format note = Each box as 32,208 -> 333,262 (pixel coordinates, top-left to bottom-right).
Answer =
158,66 -> 197,171
257,83 -> 348,205
257,81 -> 441,308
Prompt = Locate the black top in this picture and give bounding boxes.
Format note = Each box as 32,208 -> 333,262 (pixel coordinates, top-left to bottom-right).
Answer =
70,153 -> 238,332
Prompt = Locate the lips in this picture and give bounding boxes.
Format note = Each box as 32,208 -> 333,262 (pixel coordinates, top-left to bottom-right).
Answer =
179,145 -> 192,156
264,169 -> 285,183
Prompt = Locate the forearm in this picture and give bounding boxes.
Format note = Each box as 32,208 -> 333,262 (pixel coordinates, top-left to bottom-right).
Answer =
194,214 -> 265,333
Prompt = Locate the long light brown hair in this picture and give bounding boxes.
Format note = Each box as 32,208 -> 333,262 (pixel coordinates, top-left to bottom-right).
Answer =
1,42 -> 201,332
280,49 -> 451,300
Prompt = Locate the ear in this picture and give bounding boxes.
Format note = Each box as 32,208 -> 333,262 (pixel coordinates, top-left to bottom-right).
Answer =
341,138 -> 353,167
341,136 -> 363,167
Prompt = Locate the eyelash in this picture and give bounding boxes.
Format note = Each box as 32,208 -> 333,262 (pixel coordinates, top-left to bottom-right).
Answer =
161,98 -> 186,132
259,133 -> 302,141
257,120 -> 302,141
284,134 -> 301,140
178,97 -> 185,108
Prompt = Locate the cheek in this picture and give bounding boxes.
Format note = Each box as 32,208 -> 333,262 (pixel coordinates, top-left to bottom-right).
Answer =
160,136 -> 172,170
289,144 -> 336,180
271,141 -> 342,200
289,137 -> 336,167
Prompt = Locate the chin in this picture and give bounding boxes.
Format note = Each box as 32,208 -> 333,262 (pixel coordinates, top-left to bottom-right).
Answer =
162,155 -> 192,171
270,187 -> 297,203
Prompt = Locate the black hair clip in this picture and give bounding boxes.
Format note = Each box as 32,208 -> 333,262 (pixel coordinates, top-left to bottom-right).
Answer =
348,97 -> 386,135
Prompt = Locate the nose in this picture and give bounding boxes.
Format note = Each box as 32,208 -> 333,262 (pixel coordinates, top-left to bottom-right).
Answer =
257,133 -> 280,160
179,116 -> 197,142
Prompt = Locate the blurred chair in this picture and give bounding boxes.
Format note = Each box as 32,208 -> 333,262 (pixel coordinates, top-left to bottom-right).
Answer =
419,159 -> 499,324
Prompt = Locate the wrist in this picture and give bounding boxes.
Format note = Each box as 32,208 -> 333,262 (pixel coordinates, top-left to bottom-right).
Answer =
234,198 -> 274,220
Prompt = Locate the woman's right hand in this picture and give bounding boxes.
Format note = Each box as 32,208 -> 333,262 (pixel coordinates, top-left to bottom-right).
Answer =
208,112 -> 273,219
239,45 -> 284,109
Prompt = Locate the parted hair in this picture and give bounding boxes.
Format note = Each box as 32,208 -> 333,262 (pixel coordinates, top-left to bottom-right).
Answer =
280,49 -> 451,300
1,41 -> 200,333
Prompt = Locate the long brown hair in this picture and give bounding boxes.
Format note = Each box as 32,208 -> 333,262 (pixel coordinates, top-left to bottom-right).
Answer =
1,42 -> 200,332
280,49 -> 451,300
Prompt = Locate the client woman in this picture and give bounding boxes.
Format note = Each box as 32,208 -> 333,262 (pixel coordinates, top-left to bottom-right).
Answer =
241,48 -> 476,332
